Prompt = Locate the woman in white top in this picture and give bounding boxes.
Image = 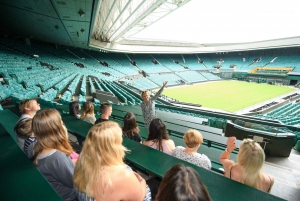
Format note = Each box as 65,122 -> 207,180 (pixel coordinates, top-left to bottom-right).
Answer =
172,129 -> 211,170
80,101 -> 96,124
143,118 -> 175,155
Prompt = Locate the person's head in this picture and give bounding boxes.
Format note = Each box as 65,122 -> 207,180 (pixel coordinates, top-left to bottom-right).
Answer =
183,129 -> 203,149
80,101 -> 94,119
15,118 -> 33,137
141,91 -> 150,101
100,102 -> 112,118
123,112 -> 139,137
237,138 -> 265,188
32,109 -> 73,164
156,164 -> 211,201
146,118 -> 169,151
73,121 -> 127,197
19,99 -> 40,115
69,101 -> 81,117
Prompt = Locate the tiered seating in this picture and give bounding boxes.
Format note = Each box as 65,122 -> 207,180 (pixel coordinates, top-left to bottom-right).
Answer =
182,54 -> 206,70
131,77 -> 159,91
53,74 -> 76,95
80,75 -> 87,95
196,55 -> 214,68
110,81 -> 142,105
260,102 -> 300,125
251,55 -> 276,68
88,77 -> 96,94
174,71 -> 207,83
105,53 -> 139,75
148,73 -> 181,85
99,79 -> 113,93
152,54 -> 187,72
40,88 -> 58,101
94,78 -> 104,91
78,94 -> 86,104
130,54 -> 171,73
214,56 -> 238,69
267,55 -> 300,68
201,72 -> 221,80
10,85 -> 41,103
101,80 -> 127,103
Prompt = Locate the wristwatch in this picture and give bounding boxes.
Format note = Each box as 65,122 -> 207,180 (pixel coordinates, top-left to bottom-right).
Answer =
225,148 -> 231,153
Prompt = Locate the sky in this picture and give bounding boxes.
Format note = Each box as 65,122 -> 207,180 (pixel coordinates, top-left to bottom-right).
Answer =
130,0 -> 300,44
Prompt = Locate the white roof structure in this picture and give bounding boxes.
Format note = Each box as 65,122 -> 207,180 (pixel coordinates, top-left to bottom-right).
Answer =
0,0 -> 299,53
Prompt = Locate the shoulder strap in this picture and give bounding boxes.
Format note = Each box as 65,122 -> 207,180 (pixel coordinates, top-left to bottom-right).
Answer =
229,165 -> 236,179
267,175 -> 274,193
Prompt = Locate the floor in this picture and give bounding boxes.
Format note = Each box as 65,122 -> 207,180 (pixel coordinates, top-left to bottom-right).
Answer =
265,149 -> 300,200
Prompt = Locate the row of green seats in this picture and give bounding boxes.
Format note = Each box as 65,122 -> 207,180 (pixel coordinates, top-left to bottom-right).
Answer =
80,75 -> 87,95
88,77 -> 96,93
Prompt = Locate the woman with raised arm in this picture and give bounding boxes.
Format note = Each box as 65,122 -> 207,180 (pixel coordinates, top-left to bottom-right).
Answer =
220,137 -> 274,193
141,81 -> 167,129
73,121 -> 151,201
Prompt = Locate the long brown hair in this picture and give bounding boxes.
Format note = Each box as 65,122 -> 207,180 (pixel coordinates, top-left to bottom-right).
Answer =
122,112 -> 139,137
81,101 -> 94,119
156,164 -> 211,201
32,109 -> 73,165
146,118 -> 169,152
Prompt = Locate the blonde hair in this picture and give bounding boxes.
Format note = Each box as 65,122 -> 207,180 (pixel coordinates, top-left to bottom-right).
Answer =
183,129 -> 203,148
32,109 -> 73,165
237,139 -> 265,188
19,99 -> 36,114
80,101 -> 95,119
140,90 -> 149,98
73,121 -> 127,197
15,118 -> 33,137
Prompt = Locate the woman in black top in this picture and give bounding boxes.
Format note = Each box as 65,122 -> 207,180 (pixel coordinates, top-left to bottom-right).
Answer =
123,112 -> 142,143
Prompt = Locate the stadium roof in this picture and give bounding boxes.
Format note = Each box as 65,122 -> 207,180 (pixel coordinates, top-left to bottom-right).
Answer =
1,0 -> 300,53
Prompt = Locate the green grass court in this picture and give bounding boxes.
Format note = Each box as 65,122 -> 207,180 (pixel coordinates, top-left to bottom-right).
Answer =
162,80 -> 296,112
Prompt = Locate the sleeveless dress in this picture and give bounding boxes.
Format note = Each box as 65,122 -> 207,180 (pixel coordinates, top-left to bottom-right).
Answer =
229,165 -> 273,193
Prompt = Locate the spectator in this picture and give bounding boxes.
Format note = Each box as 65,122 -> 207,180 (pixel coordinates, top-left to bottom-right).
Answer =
94,102 -> 112,125
32,109 -> 77,201
143,118 -> 175,155
80,101 -> 96,124
123,112 -> 142,143
14,118 -> 36,158
14,99 -> 40,149
156,164 -> 211,201
141,81 -> 167,129
220,137 -> 274,192
69,101 -> 81,119
172,129 -> 211,170
73,121 -> 151,201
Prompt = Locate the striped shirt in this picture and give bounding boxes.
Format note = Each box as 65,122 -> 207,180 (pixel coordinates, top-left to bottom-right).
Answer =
141,87 -> 164,129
